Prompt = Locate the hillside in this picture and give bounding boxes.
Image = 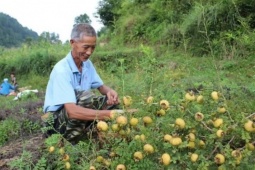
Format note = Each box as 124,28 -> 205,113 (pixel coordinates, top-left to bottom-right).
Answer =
0,12 -> 38,48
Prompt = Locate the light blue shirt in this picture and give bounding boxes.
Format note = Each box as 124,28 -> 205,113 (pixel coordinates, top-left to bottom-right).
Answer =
0,81 -> 14,95
43,51 -> 103,113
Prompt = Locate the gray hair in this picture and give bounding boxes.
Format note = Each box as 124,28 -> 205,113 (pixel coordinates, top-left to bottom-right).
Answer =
71,23 -> 97,41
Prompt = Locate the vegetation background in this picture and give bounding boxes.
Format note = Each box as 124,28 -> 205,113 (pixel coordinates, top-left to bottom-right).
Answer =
0,0 -> 254,169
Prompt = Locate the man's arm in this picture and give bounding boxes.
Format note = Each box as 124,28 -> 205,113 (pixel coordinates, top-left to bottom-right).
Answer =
64,103 -> 111,121
98,85 -> 119,105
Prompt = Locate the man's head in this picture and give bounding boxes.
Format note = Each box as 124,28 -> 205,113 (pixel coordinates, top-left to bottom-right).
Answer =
70,24 -> 97,62
4,78 -> 8,82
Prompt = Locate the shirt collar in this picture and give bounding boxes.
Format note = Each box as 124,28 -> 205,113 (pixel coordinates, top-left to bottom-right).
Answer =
66,51 -> 82,73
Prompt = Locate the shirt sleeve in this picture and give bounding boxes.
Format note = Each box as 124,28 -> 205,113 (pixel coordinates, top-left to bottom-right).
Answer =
89,61 -> 103,89
50,70 -> 76,106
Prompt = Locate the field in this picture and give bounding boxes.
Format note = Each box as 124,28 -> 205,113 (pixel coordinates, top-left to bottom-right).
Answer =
0,45 -> 255,170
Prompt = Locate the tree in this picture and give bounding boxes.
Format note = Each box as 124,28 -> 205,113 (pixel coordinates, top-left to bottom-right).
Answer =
74,14 -> 92,25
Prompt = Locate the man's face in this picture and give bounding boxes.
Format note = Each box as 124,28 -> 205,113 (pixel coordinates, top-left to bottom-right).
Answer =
70,35 -> 96,62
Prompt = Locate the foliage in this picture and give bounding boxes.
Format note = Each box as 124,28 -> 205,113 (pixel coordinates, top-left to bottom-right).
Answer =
0,12 -> 38,48
74,13 -> 92,25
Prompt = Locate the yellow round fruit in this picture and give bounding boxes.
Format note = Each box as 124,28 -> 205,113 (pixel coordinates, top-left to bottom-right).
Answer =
164,134 -> 172,142
170,137 -> 182,146
89,165 -> 96,170
123,96 -> 132,107
96,155 -> 104,163
157,109 -> 166,116
111,124 -> 119,132
110,110 -> 117,120
49,146 -> 55,153
103,159 -> 111,167
160,100 -> 170,110
97,121 -> 108,132
194,112 -> 204,121
199,140 -> 206,148
116,164 -> 126,170
188,133 -> 196,142
143,144 -> 154,154
109,151 -> 116,158
231,150 -> 242,159
190,153 -> 199,162
147,96 -> 154,104
244,120 -> 255,132
65,162 -> 71,169
116,116 -> 128,126
216,129 -> 224,138
130,117 -> 139,127
134,151 -> 143,161
161,153 -> 171,166
246,143 -> 255,151
175,118 -> 185,129
134,135 -> 140,140
63,154 -> 70,162
140,134 -> 146,142
59,147 -> 65,155
196,95 -> 204,103
187,141 -> 195,149
214,153 -> 225,164
217,106 -> 226,113
213,118 -> 223,128
185,92 -> 196,101
211,91 -> 219,100
143,116 -> 153,125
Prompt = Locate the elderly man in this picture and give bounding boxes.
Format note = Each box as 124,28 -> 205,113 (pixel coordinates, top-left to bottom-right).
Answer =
43,23 -> 124,144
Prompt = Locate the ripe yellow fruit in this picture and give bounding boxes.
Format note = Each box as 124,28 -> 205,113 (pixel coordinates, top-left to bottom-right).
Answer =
170,137 -> 182,146
212,118 -> 223,128
96,155 -> 104,163
140,134 -> 146,142
217,106 -> 226,113
157,109 -> 166,116
211,91 -> 219,100
146,96 -> 154,104
97,121 -> 108,132
187,141 -> 195,149
164,134 -> 172,142
143,116 -> 153,125
175,118 -> 185,129
216,129 -> 224,138
111,124 -> 119,132
134,135 -> 140,140
116,116 -> 128,126
159,100 -> 170,110
161,153 -> 171,166
63,154 -> 70,162
123,96 -> 132,107
190,153 -> 199,162
246,143 -> 255,151
143,144 -> 154,154
110,110 -> 117,120
65,162 -> 71,169
185,92 -> 196,101
199,140 -> 206,148
196,95 -> 204,103
59,147 -> 65,155
214,154 -> 225,164
188,133 -> 196,142
244,120 -> 255,132
89,166 -> 96,170
134,151 -> 143,161
130,117 -> 139,127
116,164 -> 126,170
194,112 -> 204,121
49,146 -> 55,153
109,151 -> 116,157
103,159 -> 111,167
231,150 -> 242,159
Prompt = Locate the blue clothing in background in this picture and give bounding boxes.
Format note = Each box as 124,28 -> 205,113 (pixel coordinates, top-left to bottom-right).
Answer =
0,81 -> 15,95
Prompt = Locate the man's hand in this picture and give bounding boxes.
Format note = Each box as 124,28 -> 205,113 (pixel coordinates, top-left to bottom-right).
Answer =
106,89 -> 119,105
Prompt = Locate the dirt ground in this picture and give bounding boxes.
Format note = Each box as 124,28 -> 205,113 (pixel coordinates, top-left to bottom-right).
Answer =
0,100 -> 46,169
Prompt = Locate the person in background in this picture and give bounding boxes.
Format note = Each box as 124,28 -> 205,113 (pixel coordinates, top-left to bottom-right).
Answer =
43,23 -> 135,144
10,73 -> 18,91
0,78 -> 16,96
